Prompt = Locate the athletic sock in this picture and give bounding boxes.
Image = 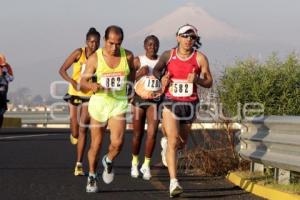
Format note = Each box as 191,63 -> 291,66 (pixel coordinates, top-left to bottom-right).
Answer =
89,172 -> 96,178
132,154 -> 139,166
142,157 -> 151,167
105,155 -> 112,163
170,178 -> 178,185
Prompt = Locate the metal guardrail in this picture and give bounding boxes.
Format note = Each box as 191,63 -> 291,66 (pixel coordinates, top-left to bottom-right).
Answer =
4,111 -> 69,126
4,110 -> 134,127
5,111 -> 299,182
4,109 -> 220,127
238,116 -> 300,176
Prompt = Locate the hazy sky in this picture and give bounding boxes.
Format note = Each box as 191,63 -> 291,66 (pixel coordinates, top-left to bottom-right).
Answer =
1,0 -> 299,97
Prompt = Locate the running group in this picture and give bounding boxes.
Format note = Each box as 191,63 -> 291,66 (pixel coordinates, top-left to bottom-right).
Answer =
59,24 -> 213,198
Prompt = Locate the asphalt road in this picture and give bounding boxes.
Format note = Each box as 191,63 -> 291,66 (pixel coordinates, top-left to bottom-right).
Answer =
0,129 -> 263,200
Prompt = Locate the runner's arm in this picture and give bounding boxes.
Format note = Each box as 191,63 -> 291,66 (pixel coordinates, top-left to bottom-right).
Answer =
134,57 -> 148,81
153,50 -> 171,80
59,48 -> 82,90
80,52 -> 100,93
126,50 -> 135,85
126,50 -> 135,99
195,52 -> 213,88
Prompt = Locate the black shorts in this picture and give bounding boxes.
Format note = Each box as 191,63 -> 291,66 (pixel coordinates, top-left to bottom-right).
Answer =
131,94 -> 162,111
63,93 -> 90,106
0,99 -> 8,113
162,98 -> 198,124
0,108 -> 6,115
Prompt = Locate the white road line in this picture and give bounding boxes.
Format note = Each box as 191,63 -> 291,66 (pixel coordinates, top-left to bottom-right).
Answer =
0,134 -> 63,140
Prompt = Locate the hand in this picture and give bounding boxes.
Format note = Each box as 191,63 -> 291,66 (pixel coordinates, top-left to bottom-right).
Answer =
70,79 -> 79,91
152,91 -> 163,99
138,66 -> 149,77
90,82 -> 101,93
161,72 -> 170,92
187,68 -> 198,83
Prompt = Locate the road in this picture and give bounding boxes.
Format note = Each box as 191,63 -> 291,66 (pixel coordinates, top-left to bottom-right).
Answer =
0,129 -> 263,200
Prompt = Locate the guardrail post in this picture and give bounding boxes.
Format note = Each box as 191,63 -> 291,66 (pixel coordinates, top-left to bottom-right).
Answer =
250,162 -> 264,173
274,168 -> 290,184
44,107 -> 47,128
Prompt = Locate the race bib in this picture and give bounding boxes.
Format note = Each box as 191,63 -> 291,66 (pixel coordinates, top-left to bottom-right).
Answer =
100,73 -> 125,91
144,76 -> 161,91
170,79 -> 193,97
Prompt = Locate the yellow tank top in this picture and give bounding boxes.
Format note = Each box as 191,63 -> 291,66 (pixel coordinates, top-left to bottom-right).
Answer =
67,48 -> 93,97
94,48 -> 130,99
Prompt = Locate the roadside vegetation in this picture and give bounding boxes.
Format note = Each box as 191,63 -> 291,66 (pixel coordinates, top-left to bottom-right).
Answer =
183,53 -> 300,185
236,170 -> 300,195
217,52 -> 300,117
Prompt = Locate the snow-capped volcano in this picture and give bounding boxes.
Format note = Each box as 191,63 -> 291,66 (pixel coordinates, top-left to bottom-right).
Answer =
129,3 -> 250,40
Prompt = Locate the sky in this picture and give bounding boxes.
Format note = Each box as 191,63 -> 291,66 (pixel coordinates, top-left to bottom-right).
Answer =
1,0 -> 300,97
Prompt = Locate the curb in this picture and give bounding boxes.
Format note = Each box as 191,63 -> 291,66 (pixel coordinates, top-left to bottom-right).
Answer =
226,172 -> 300,200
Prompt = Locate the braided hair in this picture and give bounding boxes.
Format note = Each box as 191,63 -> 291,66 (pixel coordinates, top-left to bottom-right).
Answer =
86,27 -> 100,40
189,31 -> 201,49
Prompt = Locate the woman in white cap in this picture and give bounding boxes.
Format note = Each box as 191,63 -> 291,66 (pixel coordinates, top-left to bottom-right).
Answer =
153,24 -> 213,197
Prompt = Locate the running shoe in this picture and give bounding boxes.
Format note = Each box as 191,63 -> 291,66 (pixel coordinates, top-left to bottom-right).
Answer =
140,165 -> 151,180
160,136 -> 168,167
86,176 -> 98,193
70,134 -> 78,145
131,164 -> 139,178
102,155 -> 114,184
169,180 -> 183,198
74,163 -> 84,176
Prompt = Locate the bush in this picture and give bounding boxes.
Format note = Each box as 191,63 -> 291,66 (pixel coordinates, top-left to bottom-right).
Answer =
217,53 -> 300,117
178,128 -> 249,176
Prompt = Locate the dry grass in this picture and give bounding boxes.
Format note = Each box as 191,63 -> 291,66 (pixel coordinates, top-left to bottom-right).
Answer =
178,124 -> 249,176
235,171 -> 300,195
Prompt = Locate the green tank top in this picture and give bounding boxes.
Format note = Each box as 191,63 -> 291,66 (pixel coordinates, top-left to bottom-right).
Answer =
94,47 -> 130,99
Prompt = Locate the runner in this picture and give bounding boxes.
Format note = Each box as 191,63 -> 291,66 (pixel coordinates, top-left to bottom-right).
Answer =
130,35 -> 161,180
80,25 -> 135,193
58,27 -> 100,176
0,53 -> 14,128
153,24 -> 213,197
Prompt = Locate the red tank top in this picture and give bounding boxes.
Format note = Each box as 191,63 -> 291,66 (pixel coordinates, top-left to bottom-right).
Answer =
165,48 -> 200,102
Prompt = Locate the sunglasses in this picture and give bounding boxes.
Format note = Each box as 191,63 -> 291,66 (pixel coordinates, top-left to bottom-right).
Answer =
179,33 -> 198,40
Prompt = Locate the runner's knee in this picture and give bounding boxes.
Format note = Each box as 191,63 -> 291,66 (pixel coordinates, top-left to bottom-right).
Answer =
110,139 -> 123,151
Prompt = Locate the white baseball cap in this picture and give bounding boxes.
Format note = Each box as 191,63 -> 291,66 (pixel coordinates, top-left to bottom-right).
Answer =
177,24 -> 198,36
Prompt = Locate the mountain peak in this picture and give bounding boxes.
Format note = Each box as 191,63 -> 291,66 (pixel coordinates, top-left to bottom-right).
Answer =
129,4 -> 249,40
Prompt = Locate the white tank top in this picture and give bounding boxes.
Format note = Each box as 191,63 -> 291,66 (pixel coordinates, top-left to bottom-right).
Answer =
138,55 -> 159,75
